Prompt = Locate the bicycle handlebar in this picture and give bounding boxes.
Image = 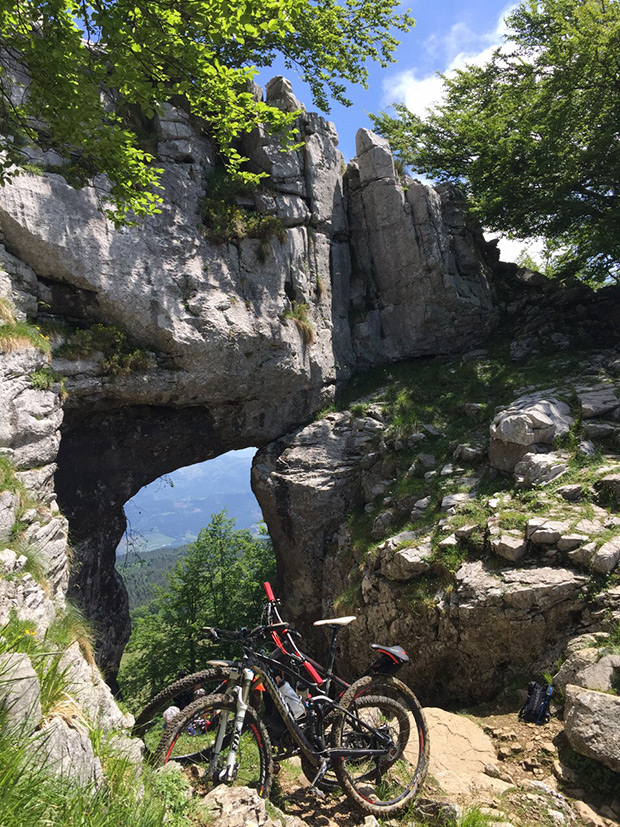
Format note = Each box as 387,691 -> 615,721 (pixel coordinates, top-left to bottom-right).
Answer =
200,621 -> 291,644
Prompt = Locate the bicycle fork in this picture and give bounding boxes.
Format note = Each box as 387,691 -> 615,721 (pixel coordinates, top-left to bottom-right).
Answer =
211,668 -> 254,782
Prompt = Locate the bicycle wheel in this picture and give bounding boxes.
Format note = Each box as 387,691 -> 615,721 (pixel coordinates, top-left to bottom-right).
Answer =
332,684 -> 428,816
132,668 -> 229,753
152,694 -> 273,798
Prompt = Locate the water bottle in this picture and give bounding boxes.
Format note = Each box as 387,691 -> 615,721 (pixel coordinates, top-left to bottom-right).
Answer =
279,681 -> 305,720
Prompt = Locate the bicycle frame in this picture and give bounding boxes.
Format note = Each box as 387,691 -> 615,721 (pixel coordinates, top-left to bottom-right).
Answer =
206,649 -> 396,777
260,582 -> 408,700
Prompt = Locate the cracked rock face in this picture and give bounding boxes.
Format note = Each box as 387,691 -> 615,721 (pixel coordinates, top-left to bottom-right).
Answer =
347,129 -> 499,366
251,412 -> 591,704
0,82 -> 351,677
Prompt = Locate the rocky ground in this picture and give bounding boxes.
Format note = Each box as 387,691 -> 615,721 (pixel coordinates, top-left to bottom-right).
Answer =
195,694 -> 620,827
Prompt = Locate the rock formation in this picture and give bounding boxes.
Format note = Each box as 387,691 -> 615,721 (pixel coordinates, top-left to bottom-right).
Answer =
0,79 -> 500,681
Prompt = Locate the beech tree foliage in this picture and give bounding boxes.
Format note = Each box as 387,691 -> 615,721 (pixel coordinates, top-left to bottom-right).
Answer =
372,0 -> 620,285
0,0 -> 412,222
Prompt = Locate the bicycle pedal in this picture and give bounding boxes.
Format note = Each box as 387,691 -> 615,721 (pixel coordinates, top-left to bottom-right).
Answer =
308,786 -> 325,799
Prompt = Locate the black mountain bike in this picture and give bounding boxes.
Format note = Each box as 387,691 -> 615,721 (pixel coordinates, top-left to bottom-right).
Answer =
134,582 -> 415,746
142,584 -> 429,816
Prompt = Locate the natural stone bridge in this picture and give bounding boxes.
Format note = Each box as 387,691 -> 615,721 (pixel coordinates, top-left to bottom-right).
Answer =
0,78 -> 498,682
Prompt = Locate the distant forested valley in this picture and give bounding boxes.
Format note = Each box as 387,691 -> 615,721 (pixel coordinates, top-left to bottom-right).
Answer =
116,546 -> 186,610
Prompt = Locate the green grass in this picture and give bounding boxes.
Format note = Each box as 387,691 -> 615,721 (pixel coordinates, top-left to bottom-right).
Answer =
9,540 -> 49,588
45,602 -> 95,665
30,367 -> 66,394
0,456 -> 27,500
0,300 -> 51,353
0,714 -> 187,827
331,341 -> 618,613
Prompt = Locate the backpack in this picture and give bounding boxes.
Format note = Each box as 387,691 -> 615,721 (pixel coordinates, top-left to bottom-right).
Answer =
518,681 -> 553,724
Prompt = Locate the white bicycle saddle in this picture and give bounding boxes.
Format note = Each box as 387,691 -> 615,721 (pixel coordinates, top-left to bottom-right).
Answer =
313,615 -> 357,627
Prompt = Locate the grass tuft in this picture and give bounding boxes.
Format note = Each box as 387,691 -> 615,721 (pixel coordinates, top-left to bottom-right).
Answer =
46,603 -> 95,666
283,302 -> 315,344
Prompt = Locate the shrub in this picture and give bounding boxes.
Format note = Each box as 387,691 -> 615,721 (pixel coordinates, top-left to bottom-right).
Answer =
199,167 -> 286,259
55,323 -> 149,374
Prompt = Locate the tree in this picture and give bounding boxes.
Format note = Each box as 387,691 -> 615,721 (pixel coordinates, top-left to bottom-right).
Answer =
0,0 -> 413,223
117,510 -> 275,707
371,0 -> 620,285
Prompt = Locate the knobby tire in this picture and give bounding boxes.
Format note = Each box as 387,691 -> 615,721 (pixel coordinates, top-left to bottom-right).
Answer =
151,693 -> 273,798
332,676 -> 429,816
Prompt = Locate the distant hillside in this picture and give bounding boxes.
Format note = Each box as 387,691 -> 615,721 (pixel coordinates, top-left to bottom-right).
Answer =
116,448 -> 262,553
116,545 -> 186,610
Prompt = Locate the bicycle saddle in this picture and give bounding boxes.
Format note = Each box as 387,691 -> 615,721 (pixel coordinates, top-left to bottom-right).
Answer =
313,615 -> 357,627
370,644 -> 409,663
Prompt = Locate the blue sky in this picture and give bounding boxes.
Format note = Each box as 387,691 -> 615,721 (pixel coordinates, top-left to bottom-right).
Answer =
257,0 -> 516,163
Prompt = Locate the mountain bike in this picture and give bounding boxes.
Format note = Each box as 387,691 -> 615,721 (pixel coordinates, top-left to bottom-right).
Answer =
133,581 -> 414,763
146,588 -> 429,816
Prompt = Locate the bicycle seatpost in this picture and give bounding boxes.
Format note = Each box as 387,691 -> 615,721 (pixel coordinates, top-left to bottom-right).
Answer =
323,626 -> 342,696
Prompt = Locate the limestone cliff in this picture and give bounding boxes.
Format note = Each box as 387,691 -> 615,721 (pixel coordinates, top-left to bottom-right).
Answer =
0,78 -> 499,683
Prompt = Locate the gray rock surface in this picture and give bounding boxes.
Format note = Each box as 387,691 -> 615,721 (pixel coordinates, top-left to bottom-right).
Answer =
33,716 -> 103,786
514,452 -> 568,488
0,102 -> 505,678
381,541 -> 433,580
347,130 -> 498,366
491,534 -> 527,562
0,653 -> 41,732
199,784 -> 304,827
254,410 -> 591,704
591,536 -> 620,573
564,684 -> 620,773
252,411 -> 379,639
59,642 -> 132,732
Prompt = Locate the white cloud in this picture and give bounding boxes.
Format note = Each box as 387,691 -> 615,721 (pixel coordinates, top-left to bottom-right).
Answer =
383,4 -> 517,117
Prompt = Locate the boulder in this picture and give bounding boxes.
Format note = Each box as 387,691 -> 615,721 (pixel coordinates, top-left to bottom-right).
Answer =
591,536 -> 620,573
577,386 -> 620,419
33,716 -> 103,786
491,534 -> 527,562
514,452 -> 568,488
489,395 -> 572,473
382,542 -> 433,581
567,542 -> 597,565
198,785 -> 303,827
554,648 -> 601,694
574,654 -> 620,693
527,519 -> 569,545
564,685 -> 620,773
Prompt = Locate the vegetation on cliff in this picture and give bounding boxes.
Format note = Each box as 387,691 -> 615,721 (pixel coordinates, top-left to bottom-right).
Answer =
372,0 -> 620,285
335,342 -> 620,618
0,0 -> 412,222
